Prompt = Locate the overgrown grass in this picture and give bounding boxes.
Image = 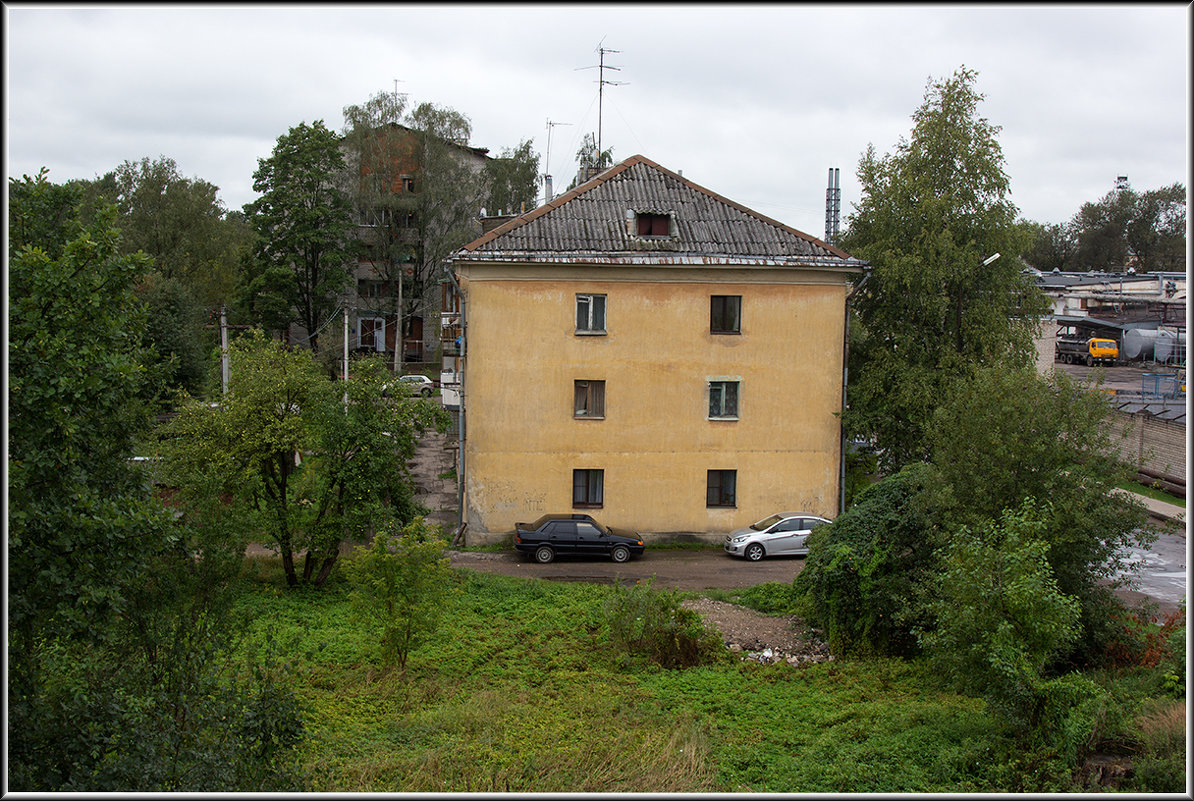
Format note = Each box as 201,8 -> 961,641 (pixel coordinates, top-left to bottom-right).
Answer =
1119,480 -> 1186,508
234,554 -> 1186,793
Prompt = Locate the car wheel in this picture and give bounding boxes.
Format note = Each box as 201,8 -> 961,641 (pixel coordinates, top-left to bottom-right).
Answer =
421,387 -> 432,397
745,543 -> 765,562
610,545 -> 631,563
534,545 -> 554,564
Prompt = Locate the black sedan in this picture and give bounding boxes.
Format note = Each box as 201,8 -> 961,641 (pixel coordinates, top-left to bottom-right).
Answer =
513,514 -> 645,564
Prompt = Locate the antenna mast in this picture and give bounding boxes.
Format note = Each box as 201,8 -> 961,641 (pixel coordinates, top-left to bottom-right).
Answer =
545,118 -> 571,202
576,41 -> 626,168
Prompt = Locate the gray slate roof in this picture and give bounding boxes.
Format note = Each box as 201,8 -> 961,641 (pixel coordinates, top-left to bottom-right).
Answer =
453,155 -> 866,270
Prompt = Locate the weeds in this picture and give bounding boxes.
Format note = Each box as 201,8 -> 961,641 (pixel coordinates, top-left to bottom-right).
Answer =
603,579 -> 728,669
228,565 -> 1184,793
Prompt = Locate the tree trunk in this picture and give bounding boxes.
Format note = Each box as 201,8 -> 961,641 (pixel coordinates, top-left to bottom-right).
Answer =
281,545 -> 298,586
312,552 -> 340,587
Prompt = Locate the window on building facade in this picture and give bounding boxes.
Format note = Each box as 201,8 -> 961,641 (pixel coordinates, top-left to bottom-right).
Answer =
636,212 -> 671,237
710,295 -> 742,334
574,380 -> 606,418
706,469 -> 737,508
575,293 -> 607,334
358,280 -> 387,299
402,175 -> 415,193
572,469 -> 604,508
708,380 -> 740,419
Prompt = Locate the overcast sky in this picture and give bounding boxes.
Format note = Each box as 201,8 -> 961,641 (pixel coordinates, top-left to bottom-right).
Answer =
5,4 -> 1189,239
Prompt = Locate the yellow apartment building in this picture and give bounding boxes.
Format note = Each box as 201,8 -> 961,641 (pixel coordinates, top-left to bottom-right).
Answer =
447,155 -> 866,540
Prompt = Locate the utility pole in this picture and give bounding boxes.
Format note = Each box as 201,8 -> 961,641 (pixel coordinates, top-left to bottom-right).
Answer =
220,306 -> 230,396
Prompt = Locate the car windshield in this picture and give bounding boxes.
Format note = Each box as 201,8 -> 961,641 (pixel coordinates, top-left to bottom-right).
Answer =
750,514 -> 785,531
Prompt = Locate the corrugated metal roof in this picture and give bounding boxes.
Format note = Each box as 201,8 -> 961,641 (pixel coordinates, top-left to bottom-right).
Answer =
451,155 -> 866,270
1117,399 -> 1186,424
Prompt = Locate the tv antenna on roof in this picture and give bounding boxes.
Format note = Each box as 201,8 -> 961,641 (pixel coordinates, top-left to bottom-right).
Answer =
545,118 -> 571,181
576,40 -> 627,162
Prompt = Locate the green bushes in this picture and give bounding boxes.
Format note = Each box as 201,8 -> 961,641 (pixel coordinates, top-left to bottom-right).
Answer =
791,462 -> 942,656
916,501 -> 1100,732
602,580 -> 727,669
344,518 -> 457,670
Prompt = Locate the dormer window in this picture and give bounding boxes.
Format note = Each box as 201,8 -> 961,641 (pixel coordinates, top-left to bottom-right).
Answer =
636,212 -> 671,237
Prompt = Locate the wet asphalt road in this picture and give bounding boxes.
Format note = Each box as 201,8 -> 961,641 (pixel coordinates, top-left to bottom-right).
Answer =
450,532 -> 1187,614
448,547 -> 812,593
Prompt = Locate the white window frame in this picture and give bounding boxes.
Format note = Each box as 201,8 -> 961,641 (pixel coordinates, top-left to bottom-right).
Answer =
358,316 -> 386,352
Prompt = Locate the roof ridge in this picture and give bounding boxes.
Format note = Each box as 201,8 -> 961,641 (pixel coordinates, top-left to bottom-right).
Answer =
464,157 -> 642,251
458,154 -> 858,263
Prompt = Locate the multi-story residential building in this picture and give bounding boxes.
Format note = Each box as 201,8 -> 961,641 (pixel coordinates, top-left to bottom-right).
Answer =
446,155 -> 867,540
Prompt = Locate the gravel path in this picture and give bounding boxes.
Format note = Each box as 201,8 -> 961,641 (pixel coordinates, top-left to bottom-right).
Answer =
680,597 -> 833,666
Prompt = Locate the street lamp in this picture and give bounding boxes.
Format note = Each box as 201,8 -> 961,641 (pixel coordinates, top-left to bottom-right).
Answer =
982,252 -> 1001,267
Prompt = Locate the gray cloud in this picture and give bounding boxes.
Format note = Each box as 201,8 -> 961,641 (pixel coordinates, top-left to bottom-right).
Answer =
6,4 -> 1187,236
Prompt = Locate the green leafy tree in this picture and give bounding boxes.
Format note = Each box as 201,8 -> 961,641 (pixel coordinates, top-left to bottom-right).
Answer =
1066,181 -> 1185,272
341,95 -> 489,362
345,518 -> 456,670
8,170 -> 304,791
106,156 -> 251,302
8,169 -> 164,679
1020,219 -> 1077,273
244,120 -> 354,350
840,67 -> 1047,470
1070,186 -> 1135,270
927,365 -> 1153,660
158,333 -> 449,587
1125,183 -> 1186,271
485,138 -> 540,214
917,501 -> 1098,733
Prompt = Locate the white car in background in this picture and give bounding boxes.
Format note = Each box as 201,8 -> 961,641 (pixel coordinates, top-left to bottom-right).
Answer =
723,512 -> 831,561
384,374 -> 435,398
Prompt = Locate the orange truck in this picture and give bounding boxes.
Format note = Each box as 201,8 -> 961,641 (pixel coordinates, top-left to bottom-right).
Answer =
1055,335 -> 1119,366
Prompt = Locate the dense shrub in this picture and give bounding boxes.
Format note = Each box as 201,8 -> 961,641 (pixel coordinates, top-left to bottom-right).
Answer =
603,581 -> 727,669
791,463 -> 943,656
917,501 -> 1103,737
928,366 -> 1154,664
344,518 -> 457,670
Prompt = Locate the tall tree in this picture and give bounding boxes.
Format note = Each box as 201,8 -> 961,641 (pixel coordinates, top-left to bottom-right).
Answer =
244,121 -> 353,350
340,95 -> 489,363
342,90 -> 414,369
9,170 -> 306,791
1020,219 -> 1077,273
404,102 -> 488,341
485,139 -> 540,214
1125,182 -> 1186,271
1070,186 -> 1135,271
840,67 -> 1047,470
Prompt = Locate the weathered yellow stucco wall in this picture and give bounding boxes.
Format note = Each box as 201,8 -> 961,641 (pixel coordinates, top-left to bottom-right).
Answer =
459,265 -> 848,536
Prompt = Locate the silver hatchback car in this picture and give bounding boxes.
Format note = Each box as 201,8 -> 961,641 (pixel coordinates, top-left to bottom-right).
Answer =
724,512 -> 831,561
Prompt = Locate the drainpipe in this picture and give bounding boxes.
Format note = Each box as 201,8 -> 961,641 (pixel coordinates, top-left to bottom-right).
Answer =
446,266 -> 467,540
840,270 -> 870,516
